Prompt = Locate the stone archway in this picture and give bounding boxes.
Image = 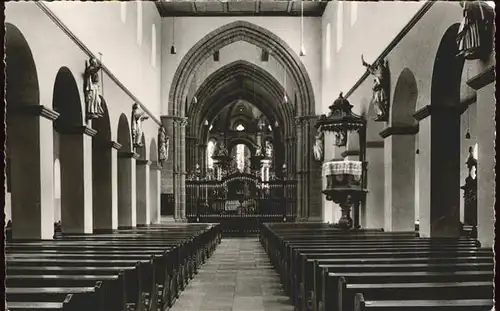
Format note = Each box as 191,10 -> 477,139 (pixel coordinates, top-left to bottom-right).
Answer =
92,100 -> 114,231
166,21 -> 318,221
381,68 -> 419,232
117,113 -> 136,228
149,138 -> 161,224
416,23 -> 465,238
136,135 -> 150,226
6,23 -> 57,239
52,67 -> 93,234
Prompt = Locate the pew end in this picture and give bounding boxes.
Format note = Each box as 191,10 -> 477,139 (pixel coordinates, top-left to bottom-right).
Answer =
354,293 -> 366,311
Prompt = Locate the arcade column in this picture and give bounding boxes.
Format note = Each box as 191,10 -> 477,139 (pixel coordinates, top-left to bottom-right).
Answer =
118,151 -> 139,228
136,159 -> 151,226
294,118 -> 304,220
173,117 -> 188,221
9,105 -> 58,240
380,125 -> 418,232
414,105 -> 461,238
58,124 -> 97,234
468,66 -> 495,248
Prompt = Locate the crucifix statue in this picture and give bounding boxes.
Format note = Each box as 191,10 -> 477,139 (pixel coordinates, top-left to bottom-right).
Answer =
361,55 -> 390,122
131,103 -> 149,148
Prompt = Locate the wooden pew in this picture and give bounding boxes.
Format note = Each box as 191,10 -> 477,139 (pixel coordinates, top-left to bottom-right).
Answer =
318,271 -> 494,311
6,281 -> 104,311
259,224 -> 492,311
8,294 -> 87,311
6,223 -> 221,311
354,293 -> 493,311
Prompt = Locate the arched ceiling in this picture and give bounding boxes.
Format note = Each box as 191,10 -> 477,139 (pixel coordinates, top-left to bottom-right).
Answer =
169,20 -> 315,117
187,60 -> 294,140
186,41 -> 297,108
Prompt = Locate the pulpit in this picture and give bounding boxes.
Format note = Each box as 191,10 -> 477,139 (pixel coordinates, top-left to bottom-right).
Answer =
315,93 -> 368,230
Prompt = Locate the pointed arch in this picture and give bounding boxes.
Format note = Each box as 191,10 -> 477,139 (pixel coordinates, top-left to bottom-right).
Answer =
168,20 -> 315,117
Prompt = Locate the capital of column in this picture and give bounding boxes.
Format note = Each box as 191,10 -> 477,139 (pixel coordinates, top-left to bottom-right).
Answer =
379,124 -> 419,139
150,161 -> 163,170
109,141 -> 123,150
118,151 -> 140,159
55,123 -> 98,137
413,105 -> 462,121
136,159 -> 152,166
8,104 -> 59,121
174,117 -> 188,128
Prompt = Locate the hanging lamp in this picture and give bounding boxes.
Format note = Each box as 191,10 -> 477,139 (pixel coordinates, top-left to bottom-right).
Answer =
299,0 -> 306,57
170,17 -> 177,54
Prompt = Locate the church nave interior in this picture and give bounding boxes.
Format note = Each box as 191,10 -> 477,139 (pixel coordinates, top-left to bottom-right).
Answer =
3,1 -> 496,311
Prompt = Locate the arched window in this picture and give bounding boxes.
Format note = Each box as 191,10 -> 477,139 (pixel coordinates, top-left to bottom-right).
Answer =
350,1 -> 358,27
120,2 -> 127,24
54,159 -> 61,199
136,1 -> 143,46
473,143 -> 478,160
336,1 -> 344,52
151,24 -> 157,68
236,144 -> 245,171
207,140 -> 216,169
235,124 -> 245,131
325,23 -> 331,69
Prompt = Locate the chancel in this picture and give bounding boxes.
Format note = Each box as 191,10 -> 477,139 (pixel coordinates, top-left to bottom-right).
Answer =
3,1 -> 495,311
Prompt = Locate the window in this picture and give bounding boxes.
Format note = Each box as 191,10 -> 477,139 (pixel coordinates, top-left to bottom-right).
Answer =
207,140 -> 216,169
136,1 -> 143,46
151,24 -> 157,68
336,1 -> 344,52
120,2 -> 127,24
236,144 -> 245,171
236,124 -> 245,132
350,1 -> 358,27
473,143 -> 478,159
325,23 -> 331,69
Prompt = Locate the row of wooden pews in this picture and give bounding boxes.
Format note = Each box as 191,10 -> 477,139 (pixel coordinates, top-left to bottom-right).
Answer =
260,223 -> 494,311
6,223 -> 222,311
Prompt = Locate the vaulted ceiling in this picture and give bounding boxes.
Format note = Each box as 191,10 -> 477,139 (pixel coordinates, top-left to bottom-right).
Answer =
155,0 -> 329,17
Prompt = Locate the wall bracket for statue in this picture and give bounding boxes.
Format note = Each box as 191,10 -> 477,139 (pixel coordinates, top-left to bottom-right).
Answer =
361,55 -> 390,122
83,57 -> 105,120
131,103 -> 149,148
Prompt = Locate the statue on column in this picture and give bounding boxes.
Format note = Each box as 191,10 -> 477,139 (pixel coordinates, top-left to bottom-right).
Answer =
158,126 -> 169,164
456,1 -> 494,60
313,130 -> 324,162
84,57 -> 105,120
361,55 -> 390,122
265,140 -> 273,158
131,103 -> 149,148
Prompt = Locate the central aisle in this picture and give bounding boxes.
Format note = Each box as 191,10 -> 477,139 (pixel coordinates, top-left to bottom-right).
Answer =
170,238 -> 294,311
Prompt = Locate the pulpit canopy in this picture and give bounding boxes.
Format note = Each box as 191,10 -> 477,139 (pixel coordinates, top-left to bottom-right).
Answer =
315,92 -> 366,133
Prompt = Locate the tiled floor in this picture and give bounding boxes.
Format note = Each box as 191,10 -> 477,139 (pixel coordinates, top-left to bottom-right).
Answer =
170,238 -> 294,311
